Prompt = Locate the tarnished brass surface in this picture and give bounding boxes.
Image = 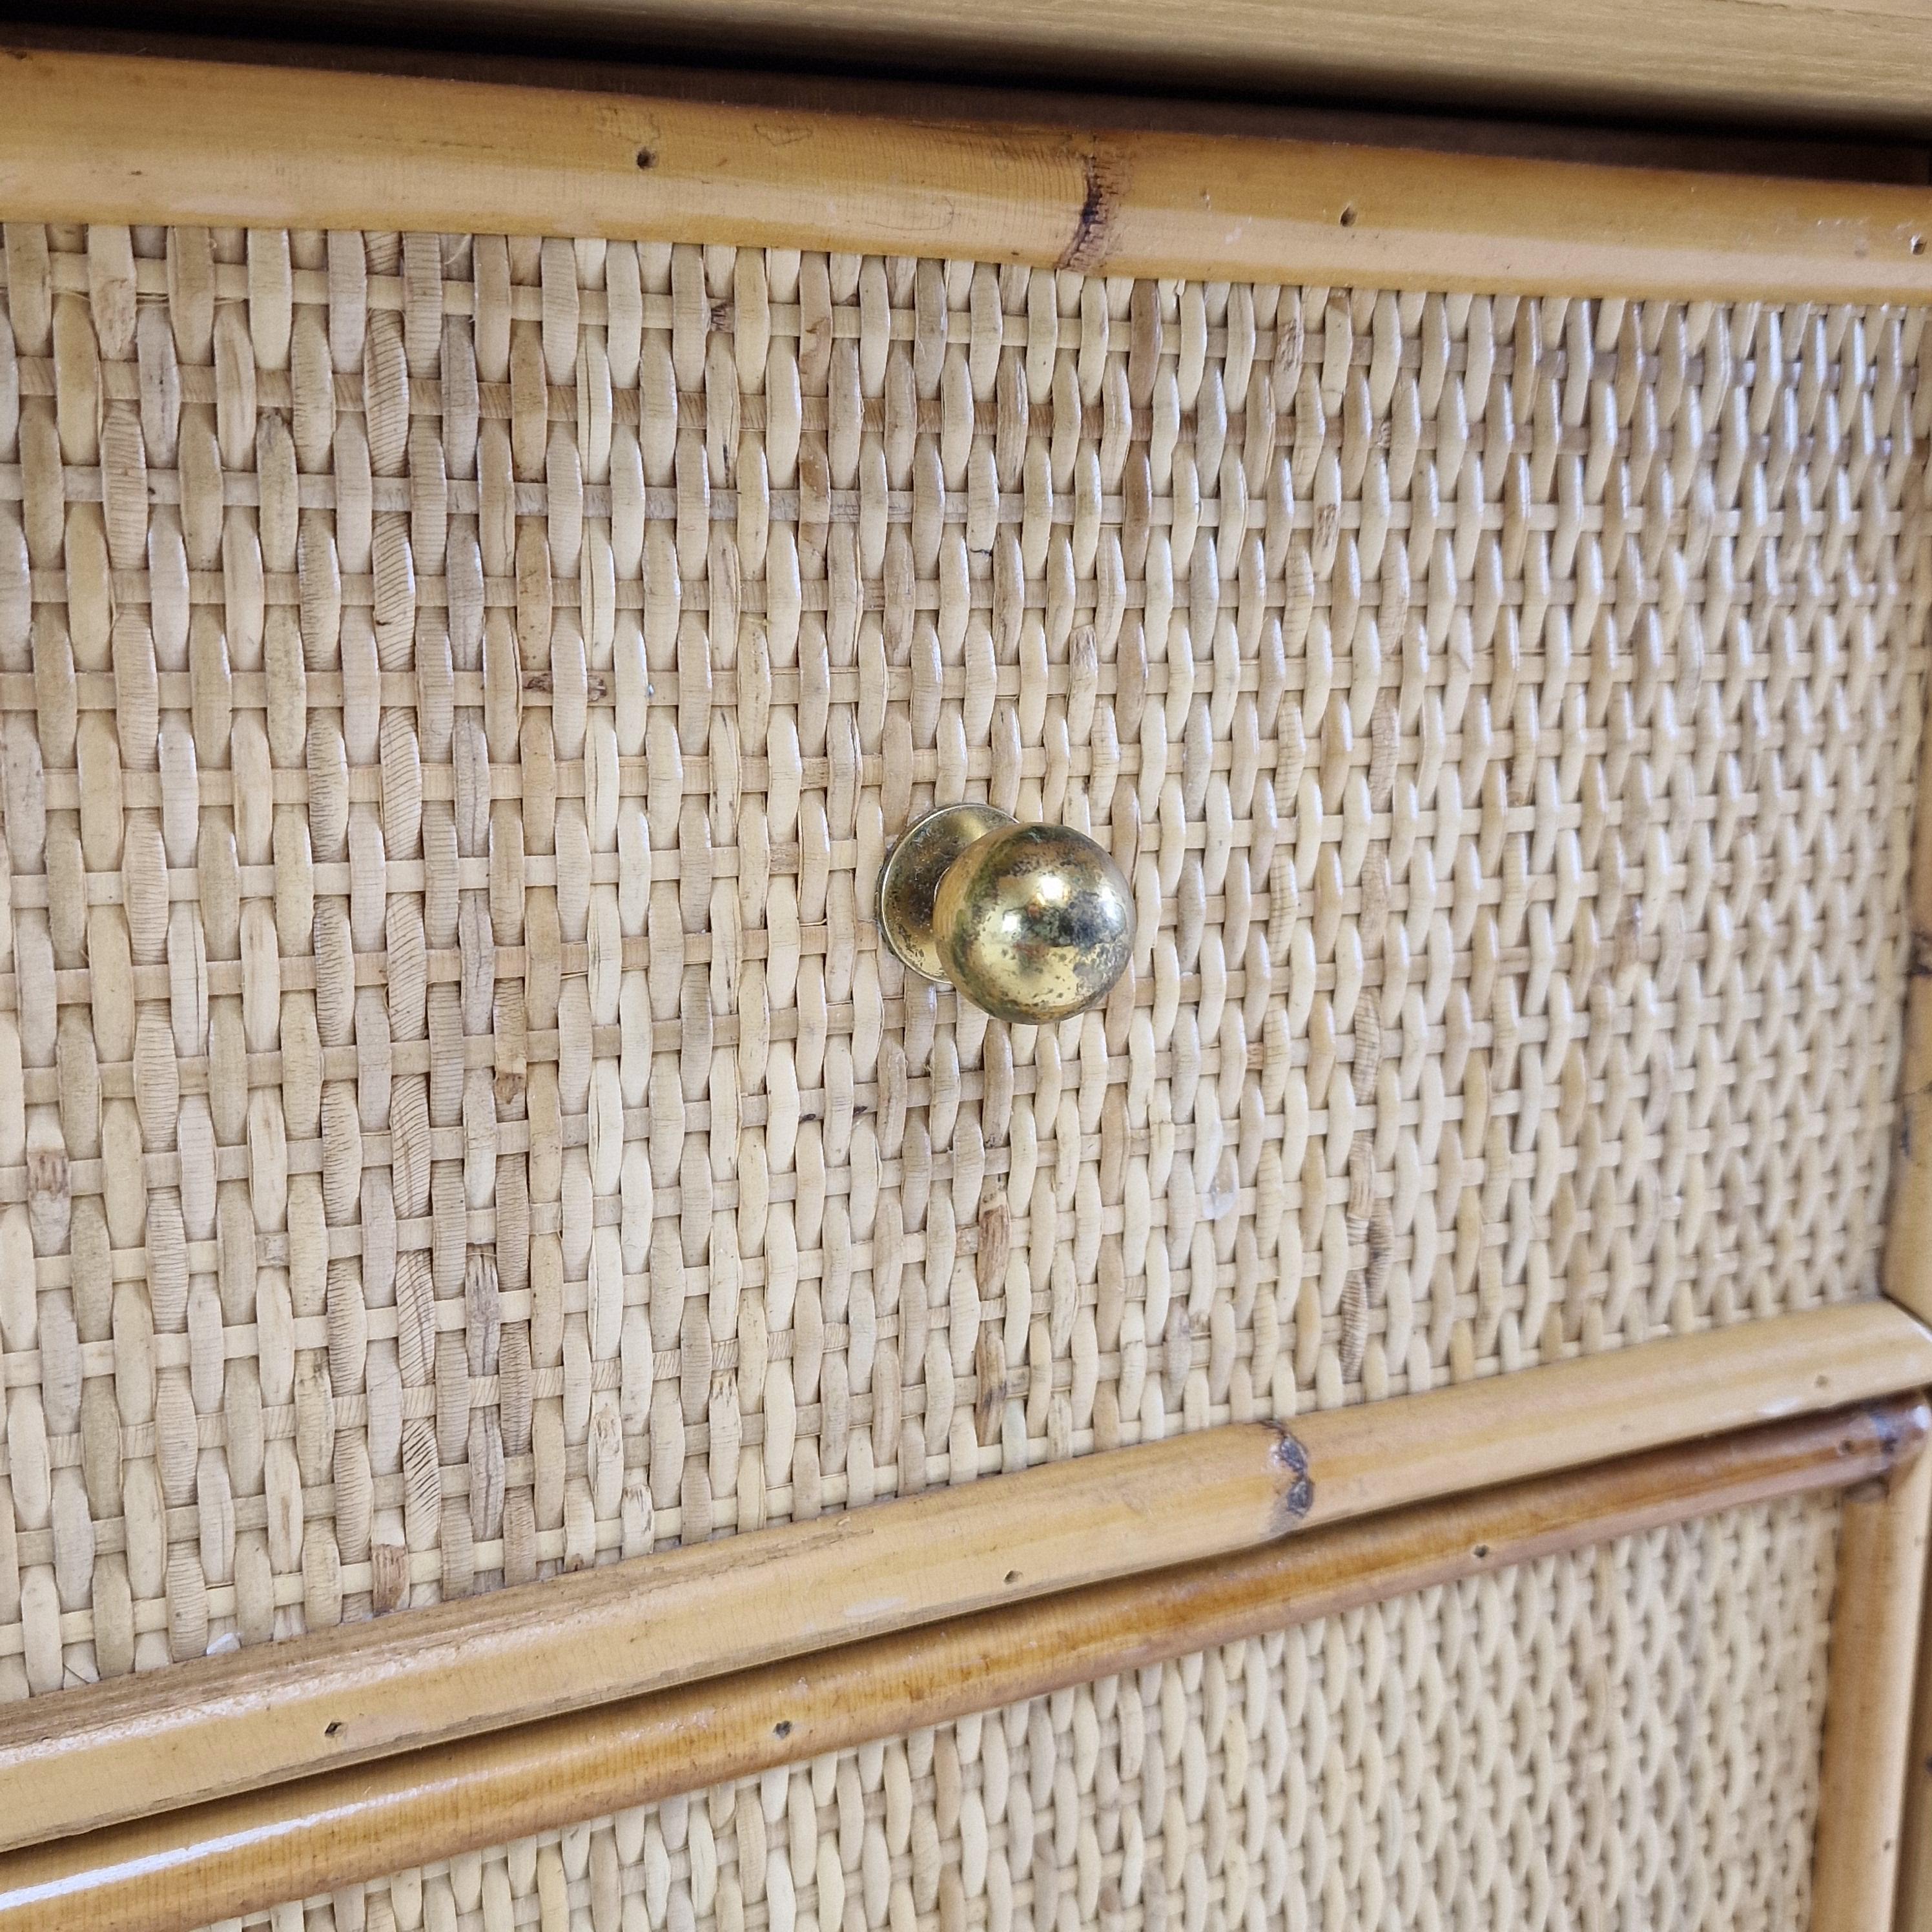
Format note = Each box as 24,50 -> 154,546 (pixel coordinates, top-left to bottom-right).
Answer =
875,803 -> 1015,982
879,807 -> 1134,1023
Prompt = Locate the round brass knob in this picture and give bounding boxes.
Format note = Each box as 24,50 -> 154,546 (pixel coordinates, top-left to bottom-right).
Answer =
877,805 -> 1135,1023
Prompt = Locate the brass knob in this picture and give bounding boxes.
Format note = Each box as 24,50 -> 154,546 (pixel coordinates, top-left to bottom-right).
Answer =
877,805 -> 1135,1023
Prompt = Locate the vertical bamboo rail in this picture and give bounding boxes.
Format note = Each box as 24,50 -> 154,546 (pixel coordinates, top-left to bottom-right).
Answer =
1900,1588 -> 1932,1931
1882,638 -> 1932,1324
1878,497 -> 1932,1932
1812,1439 -> 1932,1930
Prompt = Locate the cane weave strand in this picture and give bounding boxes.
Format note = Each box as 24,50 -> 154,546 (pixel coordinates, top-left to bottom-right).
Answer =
212,1491 -> 1844,1932
0,225 -> 1923,1694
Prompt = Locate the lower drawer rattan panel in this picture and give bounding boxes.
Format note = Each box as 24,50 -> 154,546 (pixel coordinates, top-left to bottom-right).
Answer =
214,1488 -> 1842,1932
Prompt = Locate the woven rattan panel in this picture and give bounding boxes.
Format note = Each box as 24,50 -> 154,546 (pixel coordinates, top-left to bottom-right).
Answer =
214,1492 -> 1844,1932
0,227 -> 1924,1694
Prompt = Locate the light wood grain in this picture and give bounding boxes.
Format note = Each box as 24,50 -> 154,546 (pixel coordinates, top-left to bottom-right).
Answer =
14,28 -> 1931,183
2,1298 -> 1925,1861
1811,1417 -> 1932,1931
2,1394 -> 1919,1932
1,49 -> 1931,296
1896,1457 -> 1932,1931
40,0 -> 1932,138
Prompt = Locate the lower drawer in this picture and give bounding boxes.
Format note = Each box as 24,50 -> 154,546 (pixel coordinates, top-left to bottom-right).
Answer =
218,1489 -> 1842,1932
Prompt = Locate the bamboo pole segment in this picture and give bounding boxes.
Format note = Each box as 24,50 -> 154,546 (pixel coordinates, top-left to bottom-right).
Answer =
0,1415 -> 1298,1858
1,1298 -> 1926,1862
1811,1420 -> 1932,1931
1895,1481 -> 1932,1932
1,50 -> 1931,298
1881,646 -> 1932,1924
1,1395 -> 1918,1932
1884,672 -> 1932,1324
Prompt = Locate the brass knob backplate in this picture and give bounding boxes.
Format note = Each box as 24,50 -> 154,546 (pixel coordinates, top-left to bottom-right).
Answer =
877,805 -> 1135,1024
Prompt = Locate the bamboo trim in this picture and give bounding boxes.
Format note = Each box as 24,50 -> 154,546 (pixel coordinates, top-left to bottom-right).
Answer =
1894,1470 -> 1932,1930
1,50 -> 1931,296
3,1298 -> 1926,1861
1811,1417 -> 1932,1931
1884,619 -> 1932,1932
1,1394 -> 1919,1932
1884,661 -> 1932,1322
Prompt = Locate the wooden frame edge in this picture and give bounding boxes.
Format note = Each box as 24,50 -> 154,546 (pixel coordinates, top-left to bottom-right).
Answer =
1884,636 -> 1932,1324
16,0 -> 1932,136
8,27 -> 1932,187
1892,1441 -> 1932,1931
2,1297 -> 1927,1862
3,48 -> 1932,297
1813,1414 -> 1932,1931
3,1392 -> 1921,1932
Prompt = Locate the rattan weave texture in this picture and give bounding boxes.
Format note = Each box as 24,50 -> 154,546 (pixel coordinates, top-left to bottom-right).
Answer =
0,225 -> 1923,1692
213,1492 -> 1844,1932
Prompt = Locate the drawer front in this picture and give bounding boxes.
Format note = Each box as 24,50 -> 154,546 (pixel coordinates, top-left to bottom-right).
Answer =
1,220 -> 1925,1696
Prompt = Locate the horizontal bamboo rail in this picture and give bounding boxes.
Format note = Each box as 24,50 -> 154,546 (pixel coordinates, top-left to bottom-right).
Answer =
1,50 -> 1931,297
1,1297 -> 1926,1862
2,1392 -> 1920,1932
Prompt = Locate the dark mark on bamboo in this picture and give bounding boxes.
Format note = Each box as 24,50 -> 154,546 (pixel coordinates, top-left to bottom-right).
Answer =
1862,1393 -> 1931,1475
1058,148 -> 1125,274
1267,1424 -> 1315,1530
